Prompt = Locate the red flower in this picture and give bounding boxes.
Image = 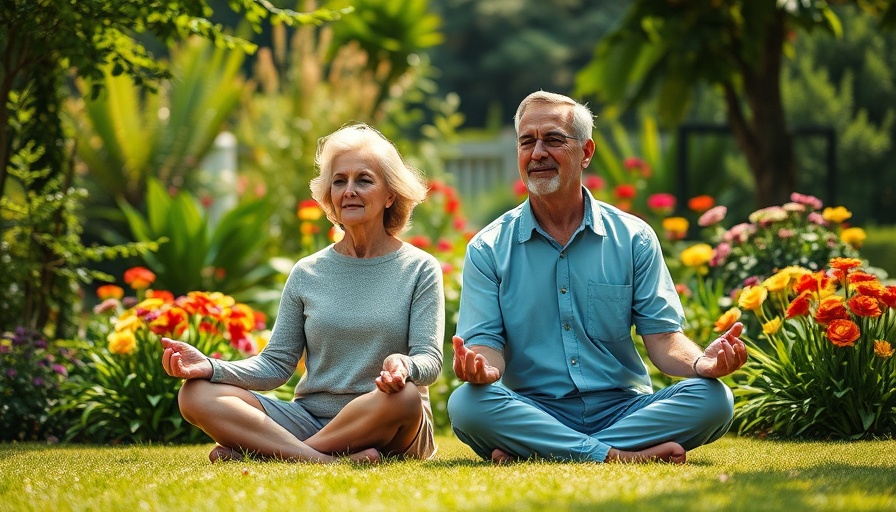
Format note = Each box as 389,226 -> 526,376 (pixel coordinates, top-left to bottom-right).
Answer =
409,235 -> 431,249
814,296 -> 849,325
786,293 -> 811,318
614,184 -> 636,199
848,295 -> 882,318
147,289 -> 175,302
513,179 -> 528,197
583,175 -> 605,191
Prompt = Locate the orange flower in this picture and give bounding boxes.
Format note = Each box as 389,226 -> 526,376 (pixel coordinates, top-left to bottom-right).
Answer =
147,289 -> 175,302
881,286 -> 896,308
124,267 -> 156,290
688,195 -> 715,213
874,340 -> 894,359
97,285 -> 124,300
848,295 -> 882,318
826,319 -> 860,347
714,308 -> 742,333
829,257 -> 863,272
814,296 -> 849,325
786,293 -> 812,318
297,199 -> 323,221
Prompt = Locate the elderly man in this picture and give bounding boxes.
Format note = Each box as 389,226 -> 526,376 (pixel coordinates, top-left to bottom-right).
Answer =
447,91 -> 747,464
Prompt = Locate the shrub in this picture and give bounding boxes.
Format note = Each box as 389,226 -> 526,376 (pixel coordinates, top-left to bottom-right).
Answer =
732,257 -> 896,439
58,269 -> 267,443
0,328 -> 82,441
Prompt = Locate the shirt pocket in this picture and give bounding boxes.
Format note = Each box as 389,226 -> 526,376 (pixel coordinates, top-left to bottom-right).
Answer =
586,281 -> 633,343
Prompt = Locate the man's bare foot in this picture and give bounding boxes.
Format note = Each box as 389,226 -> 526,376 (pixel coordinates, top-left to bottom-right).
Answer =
491,448 -> 516,464
346,448 -> 381,464
209,444 -> 244,463
605,441 -> 686,464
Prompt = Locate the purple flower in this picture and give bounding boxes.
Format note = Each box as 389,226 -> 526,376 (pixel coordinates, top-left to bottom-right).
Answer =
52,364 -> 68,377
6,368 -> 18,378
33,377 -> 44,387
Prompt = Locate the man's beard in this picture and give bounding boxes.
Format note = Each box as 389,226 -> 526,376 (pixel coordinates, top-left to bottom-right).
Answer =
526,174 -> 560,196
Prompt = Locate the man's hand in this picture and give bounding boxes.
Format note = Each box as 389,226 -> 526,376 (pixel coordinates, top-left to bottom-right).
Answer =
160,337 -> 213,380
375,354 -> 410,394
696,322 -> 748,378
452,336 -> 500,384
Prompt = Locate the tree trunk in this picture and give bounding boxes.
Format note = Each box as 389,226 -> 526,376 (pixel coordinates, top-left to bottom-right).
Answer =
723,8 -> 797,209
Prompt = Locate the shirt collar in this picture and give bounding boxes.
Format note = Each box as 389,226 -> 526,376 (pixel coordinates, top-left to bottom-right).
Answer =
518,186 -> 606,243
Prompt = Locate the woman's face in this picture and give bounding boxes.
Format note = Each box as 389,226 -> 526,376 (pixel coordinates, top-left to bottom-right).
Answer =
329,150 -> 395,230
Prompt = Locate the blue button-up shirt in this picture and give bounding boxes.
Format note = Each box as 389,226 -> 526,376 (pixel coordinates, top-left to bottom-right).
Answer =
457,188 -> 684,403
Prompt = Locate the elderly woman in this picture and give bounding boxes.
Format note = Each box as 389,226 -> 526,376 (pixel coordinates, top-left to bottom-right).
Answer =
160,123 -> 444,463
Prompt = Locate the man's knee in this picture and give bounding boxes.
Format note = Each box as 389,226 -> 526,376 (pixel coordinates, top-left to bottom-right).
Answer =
694,378 -> 735,425
447,383 -> 497,432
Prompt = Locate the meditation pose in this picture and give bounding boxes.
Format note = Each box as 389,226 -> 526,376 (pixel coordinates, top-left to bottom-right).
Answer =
447,91 -> 747,464
161,123 -> 444,463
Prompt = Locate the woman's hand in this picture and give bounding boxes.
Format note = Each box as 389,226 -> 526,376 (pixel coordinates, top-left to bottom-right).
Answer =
160,337 -> 213,380
375,354 -> 410,394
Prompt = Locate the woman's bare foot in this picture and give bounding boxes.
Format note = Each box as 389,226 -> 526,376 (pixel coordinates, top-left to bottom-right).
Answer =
605,441 -> 686,464
346,448 -> 381,464
491,448 -> 516,464
209,444 -> 244,463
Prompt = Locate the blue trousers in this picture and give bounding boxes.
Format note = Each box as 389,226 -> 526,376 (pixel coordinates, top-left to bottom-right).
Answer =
447,378 -> 734,462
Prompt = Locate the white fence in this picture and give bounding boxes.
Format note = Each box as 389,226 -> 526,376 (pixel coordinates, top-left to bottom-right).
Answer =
441,129 -> 518,221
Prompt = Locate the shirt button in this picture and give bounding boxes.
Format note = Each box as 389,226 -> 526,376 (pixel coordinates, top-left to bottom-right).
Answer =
560,287 -> 567,294
559,252 -> 565,258
564,324 -> 570,331
571,358 -> 577,366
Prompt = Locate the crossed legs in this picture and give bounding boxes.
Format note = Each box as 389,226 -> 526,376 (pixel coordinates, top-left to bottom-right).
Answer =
448,378 -> 733,464
177,379 -> 424,463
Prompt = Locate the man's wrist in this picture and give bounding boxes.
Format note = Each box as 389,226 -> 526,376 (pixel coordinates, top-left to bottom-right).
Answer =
692,355 -> 705,377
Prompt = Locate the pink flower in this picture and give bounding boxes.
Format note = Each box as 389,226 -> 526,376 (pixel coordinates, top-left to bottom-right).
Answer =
647,193 -> 676,213
778,228 -> 795,239
790,192 -> 823,210
698,206 -> 728,227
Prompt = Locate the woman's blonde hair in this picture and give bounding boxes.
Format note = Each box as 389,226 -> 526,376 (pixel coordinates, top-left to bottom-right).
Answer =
310,123 -> 428,235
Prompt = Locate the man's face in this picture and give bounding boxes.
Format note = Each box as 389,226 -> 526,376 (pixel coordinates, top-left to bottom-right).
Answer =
516,103 -> 592,198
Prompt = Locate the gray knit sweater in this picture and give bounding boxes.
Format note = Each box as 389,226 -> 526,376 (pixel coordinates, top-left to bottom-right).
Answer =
209,242 -> 445,419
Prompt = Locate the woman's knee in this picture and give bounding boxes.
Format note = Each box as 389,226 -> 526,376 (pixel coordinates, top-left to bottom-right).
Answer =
177,379 -> 219,423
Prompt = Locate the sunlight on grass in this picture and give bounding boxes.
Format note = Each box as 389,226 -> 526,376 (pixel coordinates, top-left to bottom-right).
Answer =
1,435 -> 895,511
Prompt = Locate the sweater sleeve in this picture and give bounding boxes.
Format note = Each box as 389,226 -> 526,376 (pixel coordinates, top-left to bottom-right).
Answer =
209,263 -> 306,390
404,253 -> 445,386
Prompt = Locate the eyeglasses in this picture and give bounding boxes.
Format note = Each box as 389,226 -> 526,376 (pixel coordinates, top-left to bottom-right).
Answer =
517,132 -> 582,149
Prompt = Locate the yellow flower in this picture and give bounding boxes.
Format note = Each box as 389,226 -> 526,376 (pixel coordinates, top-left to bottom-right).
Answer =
874,340 -> 894,359
840,227 -> 867,248
107,330 -> 137,355
822,206 -> 852,223
738,285 -> 768,311
763,271 -> 792,293
662,217 -> 689,238
763,317 -> 783,335
114,314 -> 143,333
680,243 -> 714,268
135,298 -> 166,311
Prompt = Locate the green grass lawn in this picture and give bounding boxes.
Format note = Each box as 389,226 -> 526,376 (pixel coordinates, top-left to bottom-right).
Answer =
1,434 -> 895,512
